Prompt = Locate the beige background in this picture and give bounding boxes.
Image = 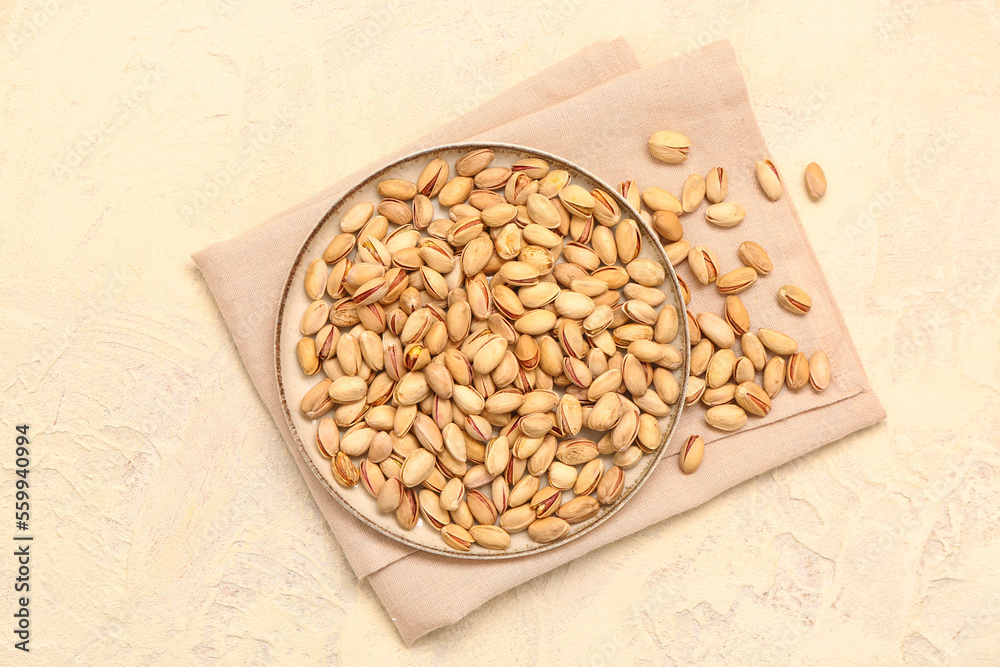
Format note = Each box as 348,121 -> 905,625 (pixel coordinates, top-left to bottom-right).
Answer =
1,1 -> 998,664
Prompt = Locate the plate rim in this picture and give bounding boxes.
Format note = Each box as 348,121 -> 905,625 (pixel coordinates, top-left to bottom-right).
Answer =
274,141 -> 689,559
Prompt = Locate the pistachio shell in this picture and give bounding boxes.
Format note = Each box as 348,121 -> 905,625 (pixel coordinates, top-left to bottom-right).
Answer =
647,130 -> 690,163
805,162 -> 827,200
755,159 -> 783,200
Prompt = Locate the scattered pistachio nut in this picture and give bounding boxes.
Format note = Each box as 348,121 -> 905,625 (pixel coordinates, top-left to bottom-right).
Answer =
755,159 -> 783,200
778,285 -> 813,314
706,202 -> 746,228
737,241 -> 772,275
705,167 -> 728,203
679,435 -> 705,473
804,162 -> 827,200
648,130 -> 691,163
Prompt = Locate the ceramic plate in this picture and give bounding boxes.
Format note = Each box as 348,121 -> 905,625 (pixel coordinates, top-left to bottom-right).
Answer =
275,143 -> 688,558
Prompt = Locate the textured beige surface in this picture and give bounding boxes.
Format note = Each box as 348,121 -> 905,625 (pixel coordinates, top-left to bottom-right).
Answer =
1,1 -> 998,664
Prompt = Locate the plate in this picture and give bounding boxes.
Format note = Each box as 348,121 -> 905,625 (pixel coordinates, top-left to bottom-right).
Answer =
275,143 -> 688,558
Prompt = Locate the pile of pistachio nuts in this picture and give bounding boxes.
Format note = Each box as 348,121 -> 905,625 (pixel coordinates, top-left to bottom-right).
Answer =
643,131 -> 831,474
297,148 -> 684,552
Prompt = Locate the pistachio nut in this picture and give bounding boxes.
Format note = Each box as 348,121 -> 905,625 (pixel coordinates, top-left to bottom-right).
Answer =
441,523 -> 474,551
777,285 -> 813,314
301,378 -> 334,419
724,295 -> 750,335
757,328 -> 798,356
620,179 -> 641,212
376,476 -> 405,513
467,524 -> 511,550
681,173 -> 706,212
626,259 -> 666,287
716,266 -> 758,295
416,157 -> 449,197
705,167 -> 728,203
418,489 -> 450,529
340,201 -> 375,234
690,339 -> 713,376
455,148 -> 494,177
556,495 -> 599,524
557,184 -> 595,218
741,332 -> 767,371
400,448 -> 436,487
377,178 -> 417,201
466,489 -> 498,525
665,239 -> 691,265
786,352 -> 810,391
636,414 -> 662,452
300,299 -> 330,336
571,460 -> 603,497
332,451 -> 360,487
297,337 -> 320,376
706,348 -> 737,389
499,504 -> 536,533
642,187 -> 683,215
450,500 -> 475,530
738,241 -> 773,275
378,198 -> 413,226
615,218 -> 642,263
706,202 -> 746,228
805,162 -> 827,200
809,350 -> 831,391
529,485 -> 562,518
654,304 -> 679,343
395,488 -> 420,529
704,404 -> 748,431
685,375 -> 707,406
679,435 -> 705,474
547,461 -> 579,491
527,516 -> 570,543
734,381 -> 772,417
647,130 -> 690,163
538,170 -> 570,198
763,356 -> 786,398
696,312 -> 736,349
590,188 -> 621,227
595,466 -> 625,504
474,166 -> 512,190
653,368 -> 679,405
733,356 -> 755,384
755,159 -> 783,200
316,417 -> 340,458
688,245 -> 721,285
304,259 -> 328,301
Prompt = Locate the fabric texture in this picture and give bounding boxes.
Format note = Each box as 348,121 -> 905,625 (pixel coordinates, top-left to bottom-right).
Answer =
192,38 -> 885,644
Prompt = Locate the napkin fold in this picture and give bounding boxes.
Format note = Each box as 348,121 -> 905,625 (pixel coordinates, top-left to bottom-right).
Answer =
193,38 -> 884,644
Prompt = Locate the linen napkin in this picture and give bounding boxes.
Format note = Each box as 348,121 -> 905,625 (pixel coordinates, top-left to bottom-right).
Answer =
193,38 -> 884,644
